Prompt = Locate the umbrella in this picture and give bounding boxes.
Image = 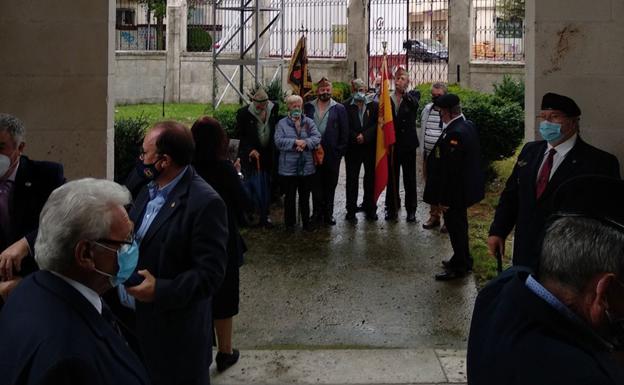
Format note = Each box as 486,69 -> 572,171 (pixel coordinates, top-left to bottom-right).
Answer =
244,157 -> 270,220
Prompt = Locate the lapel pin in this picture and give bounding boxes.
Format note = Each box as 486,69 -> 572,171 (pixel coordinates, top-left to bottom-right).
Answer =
171,202 -> 176,208
25,182 -> 32,187
572,160 -> 577,164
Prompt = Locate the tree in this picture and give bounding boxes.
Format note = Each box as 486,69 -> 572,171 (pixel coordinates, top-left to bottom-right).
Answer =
139,0 -> 167,50
496,0 -> 525,20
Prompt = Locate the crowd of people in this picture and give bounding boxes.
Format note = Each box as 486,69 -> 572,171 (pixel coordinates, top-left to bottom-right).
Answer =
0,72 -> 624,384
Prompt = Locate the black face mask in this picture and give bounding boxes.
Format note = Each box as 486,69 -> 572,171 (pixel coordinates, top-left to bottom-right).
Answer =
432,96 -> 440,103
135,158 -> 162,181
319,93 -> 331,102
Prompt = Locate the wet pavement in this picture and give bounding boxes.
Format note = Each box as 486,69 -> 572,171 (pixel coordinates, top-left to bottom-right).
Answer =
234,160 -> 477,351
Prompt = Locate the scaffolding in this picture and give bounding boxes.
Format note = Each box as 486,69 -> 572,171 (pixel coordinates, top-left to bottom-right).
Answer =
212,0 -> 285,108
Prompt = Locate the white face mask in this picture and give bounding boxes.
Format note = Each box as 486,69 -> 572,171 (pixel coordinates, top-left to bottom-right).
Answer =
0,154 -> 11,177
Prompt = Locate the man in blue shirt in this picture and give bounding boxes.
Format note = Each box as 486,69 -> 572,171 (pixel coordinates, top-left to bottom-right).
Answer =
467,175 -> 624,385
126,121 -> 228,385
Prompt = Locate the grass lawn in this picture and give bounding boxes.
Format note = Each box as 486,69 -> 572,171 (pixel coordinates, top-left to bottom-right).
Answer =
115,103 -> 212,127
469,147 -> 520,288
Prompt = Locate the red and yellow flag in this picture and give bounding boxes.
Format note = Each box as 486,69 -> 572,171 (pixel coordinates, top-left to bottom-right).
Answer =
287,36 -> 313,97
373,54 -> 396,202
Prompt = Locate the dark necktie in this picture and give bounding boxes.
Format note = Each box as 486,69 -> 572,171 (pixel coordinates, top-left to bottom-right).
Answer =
102,302 -> 126,341
0,180 -> 13,238
536,148 -> 556,199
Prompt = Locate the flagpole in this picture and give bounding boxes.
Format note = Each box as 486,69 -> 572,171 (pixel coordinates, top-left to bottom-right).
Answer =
382,41 -> 399,218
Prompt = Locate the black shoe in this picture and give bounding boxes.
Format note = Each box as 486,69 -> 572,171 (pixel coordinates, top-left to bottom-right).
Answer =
356,204 -> 366,213
406,212 -> 416,222
345,212 -> 357,222
435,270 -> 467,281
365,212 -> 378,221
215,349 -> 240,372
442,259 -> 473,272
259,217 -> 274,229
385,212 -> 398,221
325,216 -> 337,226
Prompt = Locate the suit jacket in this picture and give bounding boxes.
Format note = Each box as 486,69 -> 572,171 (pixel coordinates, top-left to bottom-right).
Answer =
0,271 -> 150,385
236,103 -> 281,174
390,90 -> 420,152
304,100 -> 349,172
489,137 -> 621,269
129,167 -> 228,385
2,155 -> 65,276
423,117 -> 484,208
344,101 -> 379,153
467,269 -> 624,385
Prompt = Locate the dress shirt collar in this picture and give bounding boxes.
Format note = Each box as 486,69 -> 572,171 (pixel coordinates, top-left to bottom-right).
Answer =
546,133 -> 577,157
6,158 -> 19,182
148,166 -> 189,200
50,271 -> 102,314
446,113 -> 465,127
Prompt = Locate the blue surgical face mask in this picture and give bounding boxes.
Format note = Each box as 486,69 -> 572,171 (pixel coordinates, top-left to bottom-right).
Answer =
354,92 -> 367,102
289,109 -> 302,119
539,120 -> 563,143
93,240 -> 139,287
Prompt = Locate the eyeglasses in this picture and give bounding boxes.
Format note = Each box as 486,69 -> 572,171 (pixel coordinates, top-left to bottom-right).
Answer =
93,233 -> 135,254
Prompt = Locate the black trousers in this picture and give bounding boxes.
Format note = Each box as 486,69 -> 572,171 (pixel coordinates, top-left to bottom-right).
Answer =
312,163 -> 340,219
385,148 -> 417,215
443,206 -> 473,273
345,146 -> 376,214
281,175 -> 313,227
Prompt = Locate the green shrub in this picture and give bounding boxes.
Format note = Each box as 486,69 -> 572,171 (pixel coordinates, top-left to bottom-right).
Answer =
416,82 -> 524,179
114,115 -> 149,183
187,28 -> 213,52
493,75 -> 524,109
331,81 -> 351,103
212,104 -> 241,139
266,79 -> 287,104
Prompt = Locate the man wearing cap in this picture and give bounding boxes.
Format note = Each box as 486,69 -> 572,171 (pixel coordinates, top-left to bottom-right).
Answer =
468,175 -> 624,384
386,67 -> 421,222
236,87 -> 281,227
344,78 -> 379,221
423,93 -> 484,281
304,77 -> 349,225
488,92 -> 620,271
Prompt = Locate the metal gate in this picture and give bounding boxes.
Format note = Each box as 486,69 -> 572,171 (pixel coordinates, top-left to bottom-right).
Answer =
368,0 -> 448,86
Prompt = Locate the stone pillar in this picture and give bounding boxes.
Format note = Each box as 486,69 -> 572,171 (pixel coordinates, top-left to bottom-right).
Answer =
0,1 -> 115,179
448,0 -> 471,87
347,0 -> 369,82
526,0 -> 624,172
166,2 -> 184,102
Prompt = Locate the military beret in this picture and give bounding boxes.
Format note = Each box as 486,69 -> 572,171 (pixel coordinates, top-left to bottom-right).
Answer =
434,93 -> 460,109
541,92 -> 581,117
317,77 -> 331,87
552,175 -> 624,232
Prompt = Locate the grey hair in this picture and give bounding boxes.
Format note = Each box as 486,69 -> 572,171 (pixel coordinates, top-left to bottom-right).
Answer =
0,113 -> 25,145
431,82 -> 448,94
285,94 -> 303,107
35,178 -> 131,273
539,217 -> 624,293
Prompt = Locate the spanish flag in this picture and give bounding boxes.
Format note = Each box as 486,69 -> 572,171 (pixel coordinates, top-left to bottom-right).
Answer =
373,54 -> 396,202
287,36 -> 313,97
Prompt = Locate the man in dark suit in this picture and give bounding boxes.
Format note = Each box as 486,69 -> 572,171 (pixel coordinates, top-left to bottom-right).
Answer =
0,113 -> 65,305
468,175 -> 624,385
423,94 -> 484,281
236,87 -> 280,227
125,121 -> 228,385
488,93 -> 621,271
0,178 -> 150,385
304,77 -> 349,225
344,78 -> 379,221
386,67 -> 420,222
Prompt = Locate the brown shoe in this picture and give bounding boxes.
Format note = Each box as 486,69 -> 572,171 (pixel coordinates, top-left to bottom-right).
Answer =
422,217 -> 440,229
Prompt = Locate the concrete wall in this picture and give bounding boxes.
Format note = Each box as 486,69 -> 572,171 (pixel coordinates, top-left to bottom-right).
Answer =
0,1 -> 115,179
468,63 -> 524,93
526,0 -> 624,172
114,53 -> 349,105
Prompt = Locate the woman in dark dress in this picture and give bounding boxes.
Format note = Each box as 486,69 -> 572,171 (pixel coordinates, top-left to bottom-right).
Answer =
191,116 -> 250,372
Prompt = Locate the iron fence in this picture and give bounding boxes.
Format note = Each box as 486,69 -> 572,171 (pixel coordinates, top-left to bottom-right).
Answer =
115,0 -> 166,50
269,0 -> 347,58
471,0 -> 525,62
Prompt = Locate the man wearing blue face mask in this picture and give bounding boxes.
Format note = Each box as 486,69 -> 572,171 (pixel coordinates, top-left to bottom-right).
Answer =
0,178 -> 151,385
488,92 -> 621,271
344,78 -> 379,221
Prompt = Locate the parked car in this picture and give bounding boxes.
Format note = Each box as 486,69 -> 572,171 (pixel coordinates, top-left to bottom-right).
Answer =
403,39 -> 448,62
